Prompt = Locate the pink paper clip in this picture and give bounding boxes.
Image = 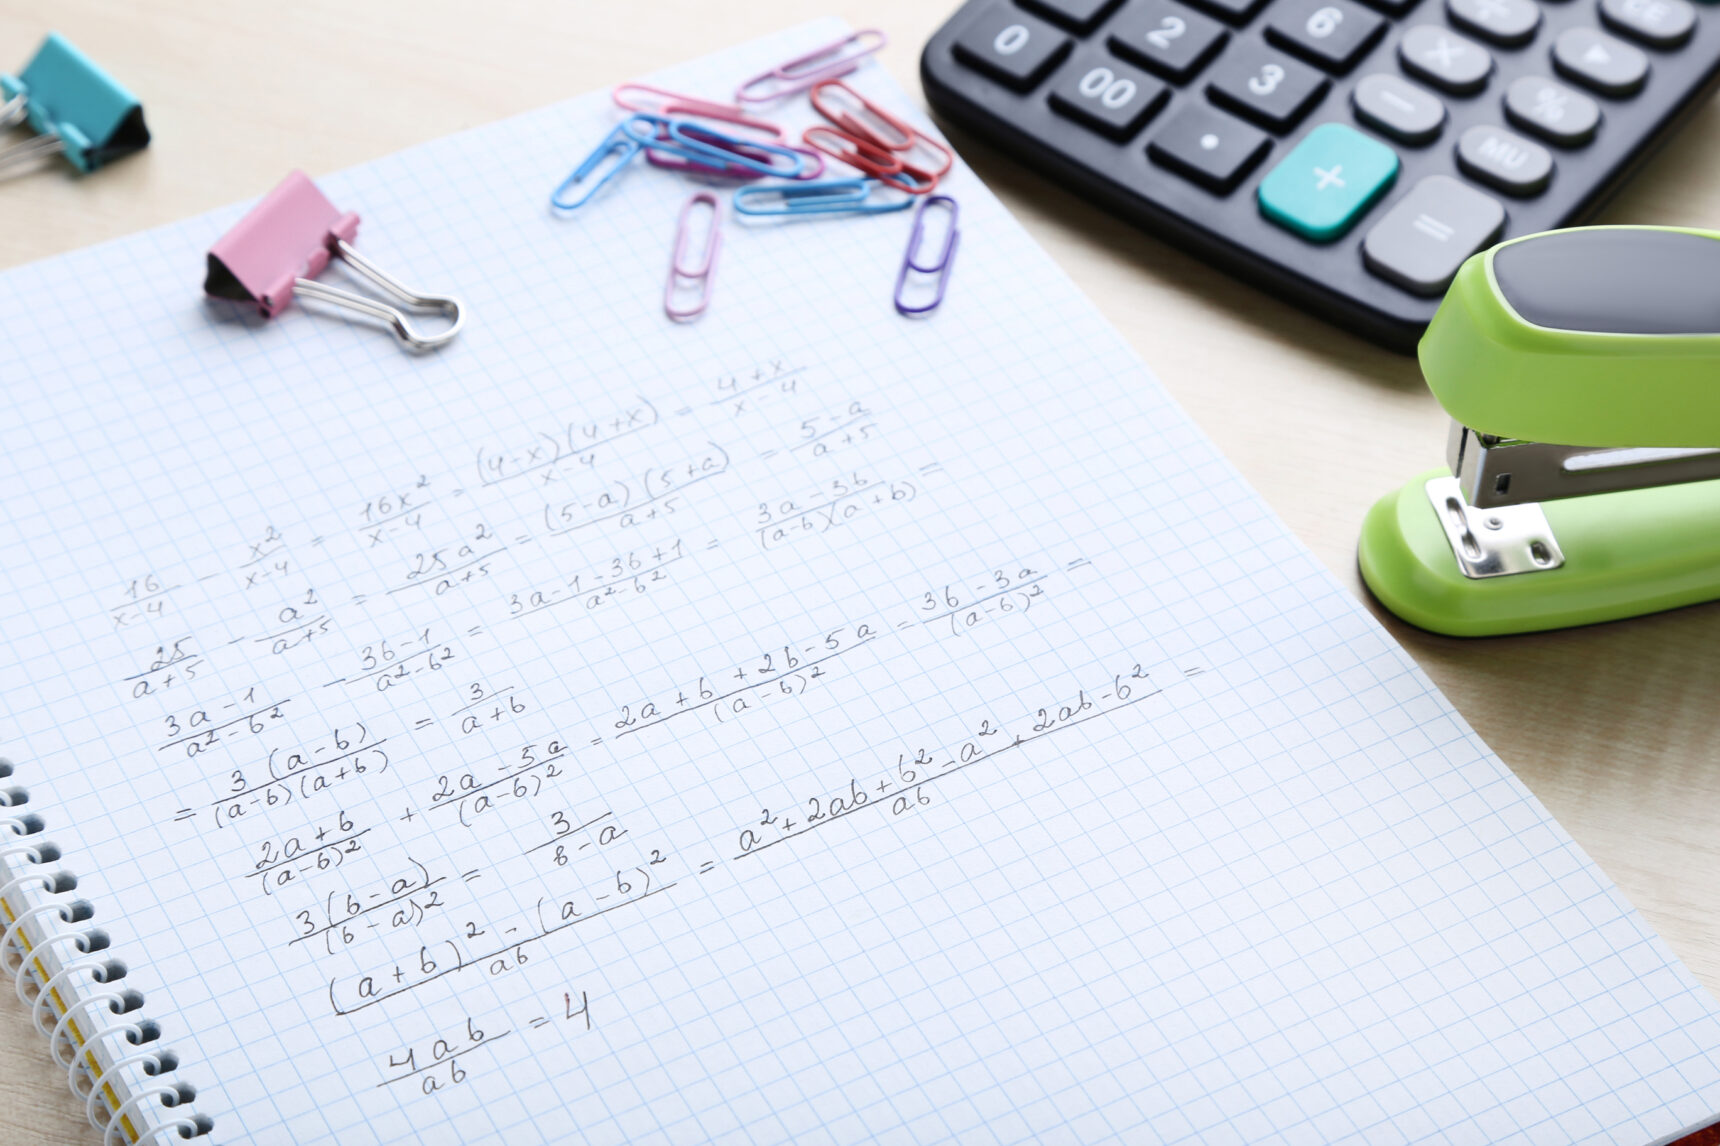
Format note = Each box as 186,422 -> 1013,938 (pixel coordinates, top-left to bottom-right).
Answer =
613,83 -> 785,140
204,170 -> 464,350
665,192 -> 721,321
734,29 -> 887,107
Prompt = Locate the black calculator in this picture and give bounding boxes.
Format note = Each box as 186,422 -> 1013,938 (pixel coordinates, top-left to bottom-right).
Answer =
921,0 -> 1720,350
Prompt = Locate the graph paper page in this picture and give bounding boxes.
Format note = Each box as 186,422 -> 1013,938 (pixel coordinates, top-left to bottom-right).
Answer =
2,21 -> 1718,1146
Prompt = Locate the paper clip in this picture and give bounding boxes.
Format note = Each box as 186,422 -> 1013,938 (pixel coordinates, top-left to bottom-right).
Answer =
613,84 -> 786,140
205,170 -> 465,351
735,29 -> 887,107
647,122 -> 818,181
551,122 -> 645,211
620,115 -> 811,180
733,178 -> 912,217
894,195 -> 960,317
801,126 -> 938,195
665,192 -> 721,321
0,33 -> 149,179
809,81 -> 954,190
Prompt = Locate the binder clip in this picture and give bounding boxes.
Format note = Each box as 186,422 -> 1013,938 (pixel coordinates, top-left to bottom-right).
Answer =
0,33 -> 149,179
1359,226 -> 1720,636
204,170 -> 464,351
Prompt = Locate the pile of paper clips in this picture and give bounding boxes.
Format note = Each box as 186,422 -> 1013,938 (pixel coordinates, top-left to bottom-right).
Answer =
550,29 -> 960,322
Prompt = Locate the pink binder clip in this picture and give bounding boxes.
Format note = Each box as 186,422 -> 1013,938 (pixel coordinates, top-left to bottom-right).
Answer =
203,170 -> 464,351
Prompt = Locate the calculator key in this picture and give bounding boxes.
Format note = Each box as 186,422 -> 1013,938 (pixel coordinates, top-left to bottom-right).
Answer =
952,5 -> 1073,91
1399,25 -> 1494,93
1207,45 -> 1331,130
1504,75 -> 1601,144
1108,0 -> 1230,82
1600,0 -> 1695,48
1446,0 -> 1541,46
1457,123 -> 1554,193
1049,51 -> 1171,138
1258,121 -> 1399,239
1353,72 -> 1446,143
1355,0 -> 1423,19
1266,0 -> 1388,72
1147,102 -> 1272,190
1362,175 -> 1505,295
1180,0 -> 1272,24
1020,0 -> 1127,32
1553,27 -> 1649,95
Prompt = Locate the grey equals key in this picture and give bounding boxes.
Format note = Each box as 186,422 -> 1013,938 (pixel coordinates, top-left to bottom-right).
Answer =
1362,175 -> 1505,297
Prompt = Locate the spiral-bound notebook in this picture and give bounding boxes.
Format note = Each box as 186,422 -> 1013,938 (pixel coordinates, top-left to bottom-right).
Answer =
4,20 -> 1720,1146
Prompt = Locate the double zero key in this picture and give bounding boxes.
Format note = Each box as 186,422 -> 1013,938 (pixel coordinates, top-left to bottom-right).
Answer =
1049,48 -> 1170,139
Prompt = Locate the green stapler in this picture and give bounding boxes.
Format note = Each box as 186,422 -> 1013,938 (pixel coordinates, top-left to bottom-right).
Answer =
1359,226 -> 1720,637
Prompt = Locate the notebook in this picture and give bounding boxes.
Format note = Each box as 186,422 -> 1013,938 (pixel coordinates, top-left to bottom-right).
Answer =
3,19 -> 1719,1146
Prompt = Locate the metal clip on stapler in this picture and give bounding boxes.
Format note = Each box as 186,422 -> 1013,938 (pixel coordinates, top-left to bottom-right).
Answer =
1359,227 -> 1720,637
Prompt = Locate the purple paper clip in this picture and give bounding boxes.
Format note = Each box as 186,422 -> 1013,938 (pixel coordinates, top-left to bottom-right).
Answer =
893,195 -> 959,317
666,192 -> 722,321
734,29 -> 887,107
205,170 -> 464,350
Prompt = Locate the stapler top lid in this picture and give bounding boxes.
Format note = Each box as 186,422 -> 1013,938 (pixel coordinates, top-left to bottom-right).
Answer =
1419,226 -> 1720,449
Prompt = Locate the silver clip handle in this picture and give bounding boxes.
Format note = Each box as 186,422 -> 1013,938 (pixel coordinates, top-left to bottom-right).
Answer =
293,239 -> 465,351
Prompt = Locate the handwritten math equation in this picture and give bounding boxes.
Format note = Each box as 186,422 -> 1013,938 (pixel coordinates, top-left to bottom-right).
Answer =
92,356 -> 1217,1100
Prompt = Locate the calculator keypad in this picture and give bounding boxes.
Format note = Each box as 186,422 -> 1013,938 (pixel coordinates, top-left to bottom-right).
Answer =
952,8 -> 1073,89
1266,0 -> 1388,73
1600,0 -> 1695,48
1504,75 -> 1600,144
1456,123 -> 1554,193
1148,102 -> 1273,187
1446,0 -> 1541,47
924,0 -> 1720,349
1020,0 -> 1127,32
1207,45 -> 1330,128
1398,26 -> 1494,93
1108,0 -> 1231,81
1352,73 -> 1446,142
1050,49 -> 1172,136
1552,26 -> 1649,94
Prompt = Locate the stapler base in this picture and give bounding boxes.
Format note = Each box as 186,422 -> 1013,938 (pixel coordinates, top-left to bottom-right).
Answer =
1359,467 -> 1720,636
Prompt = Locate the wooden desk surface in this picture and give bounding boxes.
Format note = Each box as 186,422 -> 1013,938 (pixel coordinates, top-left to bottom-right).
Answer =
4,1 -> 1719,1141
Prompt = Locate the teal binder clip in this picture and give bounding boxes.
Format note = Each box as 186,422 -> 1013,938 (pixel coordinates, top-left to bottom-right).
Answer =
0,33 -> 149,178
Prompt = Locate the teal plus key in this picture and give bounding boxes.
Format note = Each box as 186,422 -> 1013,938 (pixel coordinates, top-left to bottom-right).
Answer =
1258,122 -> 1398,242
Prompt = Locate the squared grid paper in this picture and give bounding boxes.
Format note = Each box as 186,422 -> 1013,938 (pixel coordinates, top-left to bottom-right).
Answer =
1,18 -> 1718,1146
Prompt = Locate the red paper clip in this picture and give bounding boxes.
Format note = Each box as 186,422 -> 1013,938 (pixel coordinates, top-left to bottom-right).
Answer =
805,81 -> 952,193
810,81 -> 914,150
801,125 -> 938,195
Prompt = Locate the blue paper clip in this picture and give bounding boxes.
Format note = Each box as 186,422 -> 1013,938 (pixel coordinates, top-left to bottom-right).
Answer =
550,122 -> 645,212
620,114 -> 810,180
0,33 -> 149,178
894,195 -> 960,317
733,178 -> 912,217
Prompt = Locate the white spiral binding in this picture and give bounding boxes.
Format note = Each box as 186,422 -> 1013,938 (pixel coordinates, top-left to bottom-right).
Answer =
0,756 -> 212,1143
